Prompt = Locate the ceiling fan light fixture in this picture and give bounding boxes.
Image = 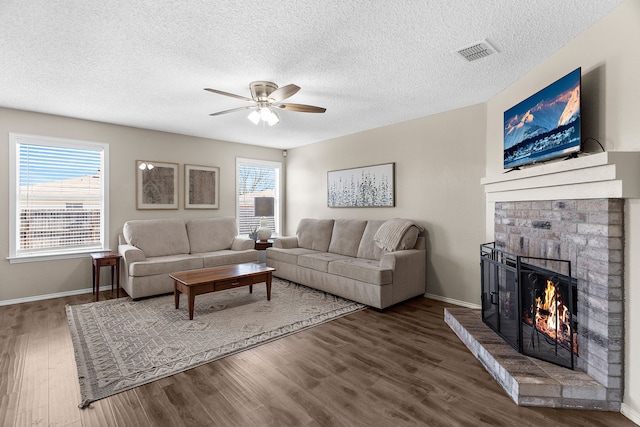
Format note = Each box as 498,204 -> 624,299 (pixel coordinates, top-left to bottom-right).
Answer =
259,106 -> 272,121
267,110 -> 280,126
248,106 -> 280,126
248,110 -> 261,124
207,81 -> 325,125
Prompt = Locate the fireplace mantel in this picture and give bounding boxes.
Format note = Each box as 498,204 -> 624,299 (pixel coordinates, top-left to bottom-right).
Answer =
481,151 -> 640,202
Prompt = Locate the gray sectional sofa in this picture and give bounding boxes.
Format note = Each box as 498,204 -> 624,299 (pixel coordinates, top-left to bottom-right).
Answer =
266,218 -> 426,309
118,217 -> 257,299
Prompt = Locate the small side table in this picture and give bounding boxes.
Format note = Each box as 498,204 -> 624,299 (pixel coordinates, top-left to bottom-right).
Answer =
254,240 -> 273,251
90,252 -> 121,301
255,240 -> 273,264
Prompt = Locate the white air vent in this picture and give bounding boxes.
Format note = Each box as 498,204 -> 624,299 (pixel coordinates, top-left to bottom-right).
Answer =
456,39 -> 498,62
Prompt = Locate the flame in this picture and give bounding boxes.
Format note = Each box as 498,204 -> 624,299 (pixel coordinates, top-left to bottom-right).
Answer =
533,279 -> 578,353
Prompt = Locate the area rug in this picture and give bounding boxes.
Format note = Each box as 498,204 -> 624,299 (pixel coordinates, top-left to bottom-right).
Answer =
66,278 -> 365,408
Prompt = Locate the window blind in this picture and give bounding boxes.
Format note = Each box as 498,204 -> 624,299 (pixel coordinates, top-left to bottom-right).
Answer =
236,159 -> 280,235
15,139 -> 105,256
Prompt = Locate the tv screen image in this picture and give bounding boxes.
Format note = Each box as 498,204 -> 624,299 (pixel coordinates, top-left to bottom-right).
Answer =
504,67 -> 581,169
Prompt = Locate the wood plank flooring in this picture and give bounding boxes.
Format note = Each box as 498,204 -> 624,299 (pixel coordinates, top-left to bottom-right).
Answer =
0,290 -> 635,426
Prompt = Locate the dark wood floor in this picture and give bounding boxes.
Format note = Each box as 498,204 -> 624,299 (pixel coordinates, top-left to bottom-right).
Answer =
0,290 -> 635,427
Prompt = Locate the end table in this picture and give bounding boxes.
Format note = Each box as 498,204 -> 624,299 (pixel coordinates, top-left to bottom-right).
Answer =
90,251 -> 122,301
255,239 -> 273,264
254,240 -> 273,251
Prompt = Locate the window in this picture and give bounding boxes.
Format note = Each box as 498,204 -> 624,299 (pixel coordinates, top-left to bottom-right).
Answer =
236,158 -> 281,236
9,133 -> 109,262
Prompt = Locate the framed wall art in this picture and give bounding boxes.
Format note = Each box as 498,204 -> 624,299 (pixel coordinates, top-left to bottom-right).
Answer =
185,164 -> 220,209
136,160 -> 179,209
327,162 -> 395,208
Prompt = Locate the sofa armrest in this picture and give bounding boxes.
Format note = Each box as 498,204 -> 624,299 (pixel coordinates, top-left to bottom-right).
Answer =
380,249 -> 427,301
118,244 -> 146,264
379,248 -> 424,269
231,237 -> 255,251
273,236 -> 299,249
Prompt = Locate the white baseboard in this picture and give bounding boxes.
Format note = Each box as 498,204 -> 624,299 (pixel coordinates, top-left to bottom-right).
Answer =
622,403 -> 640,425
0,285 -> 114,307
424,293 -> 481,310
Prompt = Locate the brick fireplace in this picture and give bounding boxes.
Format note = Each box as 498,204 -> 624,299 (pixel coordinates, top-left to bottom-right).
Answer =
445,152 -> 640,411
494,198 -> 623,393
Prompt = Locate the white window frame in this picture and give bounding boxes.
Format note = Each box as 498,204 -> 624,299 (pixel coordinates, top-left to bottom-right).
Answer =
8,133 -> 109,263
235,157 -> 282,236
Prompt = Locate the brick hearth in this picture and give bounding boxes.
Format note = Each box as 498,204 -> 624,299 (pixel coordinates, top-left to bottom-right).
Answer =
445,307 -> 613,410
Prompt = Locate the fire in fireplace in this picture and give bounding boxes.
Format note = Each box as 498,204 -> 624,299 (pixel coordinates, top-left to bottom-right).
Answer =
522,275 -> 578,355
481,243 -> 578,369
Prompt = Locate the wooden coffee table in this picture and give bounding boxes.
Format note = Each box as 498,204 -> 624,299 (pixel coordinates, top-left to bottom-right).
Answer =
170,263 -> 275,320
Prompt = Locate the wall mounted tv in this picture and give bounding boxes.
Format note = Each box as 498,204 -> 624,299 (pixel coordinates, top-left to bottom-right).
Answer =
504,67 -> 581,169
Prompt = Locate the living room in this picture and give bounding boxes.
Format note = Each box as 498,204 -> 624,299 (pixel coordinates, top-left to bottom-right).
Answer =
1,0 -> 639,425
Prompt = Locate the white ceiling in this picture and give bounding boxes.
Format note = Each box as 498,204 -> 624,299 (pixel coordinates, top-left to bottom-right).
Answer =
0,1 -> 623,150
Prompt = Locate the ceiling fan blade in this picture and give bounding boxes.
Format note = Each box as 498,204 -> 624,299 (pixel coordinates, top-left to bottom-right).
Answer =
267,84 -> 300,102
204,88 -> 254,102
273,103 -> 326,113
209,106 -> 255,116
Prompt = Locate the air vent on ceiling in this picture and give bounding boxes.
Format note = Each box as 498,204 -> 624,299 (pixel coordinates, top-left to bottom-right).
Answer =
456,39 -> 498,62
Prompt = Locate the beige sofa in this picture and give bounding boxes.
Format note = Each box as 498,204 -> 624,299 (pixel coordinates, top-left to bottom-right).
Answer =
266,218 -> 426,309
118,217 -> 257,299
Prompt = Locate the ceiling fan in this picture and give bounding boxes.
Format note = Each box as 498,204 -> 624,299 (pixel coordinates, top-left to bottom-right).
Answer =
204,81 -> 326,126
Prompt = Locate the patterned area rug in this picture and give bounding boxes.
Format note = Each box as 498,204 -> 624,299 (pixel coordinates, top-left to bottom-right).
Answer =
66,278 -> 365,408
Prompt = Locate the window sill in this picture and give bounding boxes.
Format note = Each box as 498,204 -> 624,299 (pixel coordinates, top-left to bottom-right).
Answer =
7,248 -> 111,264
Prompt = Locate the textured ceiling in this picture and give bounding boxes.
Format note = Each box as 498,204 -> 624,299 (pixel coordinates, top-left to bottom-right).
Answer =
0,1 -> 623,149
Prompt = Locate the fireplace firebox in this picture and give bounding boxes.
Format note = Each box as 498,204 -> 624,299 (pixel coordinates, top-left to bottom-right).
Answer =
480,242 -> 578,369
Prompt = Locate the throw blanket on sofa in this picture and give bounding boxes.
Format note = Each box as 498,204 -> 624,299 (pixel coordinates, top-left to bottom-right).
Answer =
374,218 -> 423,251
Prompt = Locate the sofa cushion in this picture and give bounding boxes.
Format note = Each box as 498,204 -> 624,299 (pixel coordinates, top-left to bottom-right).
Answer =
298,252 -> 351,273
198,250 -> 258,268
231,237 -> 256,251
397,226 -> 420,250
187,217 -> 237,253
267,247 -> 318,265
328,219 -> 367,257
123,218 -> 190,257
128,254 -> 203,277
297,219 -> 334,252
328,258 -> 393,285
356,220 -> 387,260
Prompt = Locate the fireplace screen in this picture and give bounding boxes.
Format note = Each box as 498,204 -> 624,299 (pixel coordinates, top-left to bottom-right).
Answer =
481,243 -> 578,369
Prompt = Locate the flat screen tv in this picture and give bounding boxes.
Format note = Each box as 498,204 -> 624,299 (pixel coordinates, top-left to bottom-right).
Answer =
504,67 -> 581,169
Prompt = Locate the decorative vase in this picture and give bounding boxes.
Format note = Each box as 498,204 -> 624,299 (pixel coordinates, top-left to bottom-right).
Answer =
257,217 -> 271,241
